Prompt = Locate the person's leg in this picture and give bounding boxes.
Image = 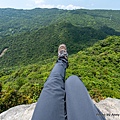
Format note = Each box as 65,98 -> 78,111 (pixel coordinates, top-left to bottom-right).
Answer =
65,75 -> 106,120
32,44 -> 68,120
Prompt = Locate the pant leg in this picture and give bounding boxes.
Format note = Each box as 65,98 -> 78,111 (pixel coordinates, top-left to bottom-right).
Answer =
32,58 -> 68,120
65,75 -> 106,120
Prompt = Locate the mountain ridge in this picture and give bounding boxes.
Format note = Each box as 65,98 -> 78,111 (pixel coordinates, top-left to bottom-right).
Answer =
0,21 -> 120,69
0,8 -> 120,36
0,8 -> 120,69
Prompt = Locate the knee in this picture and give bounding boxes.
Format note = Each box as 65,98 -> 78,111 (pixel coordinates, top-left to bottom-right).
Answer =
65,75 -> 82,87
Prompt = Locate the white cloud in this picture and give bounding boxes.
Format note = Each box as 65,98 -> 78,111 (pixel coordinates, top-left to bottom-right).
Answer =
32,0 -> 83,10
33,0 -> 54,8
34,3 -> 83,10
57,4 -> 84,10
38,4 -> 54,8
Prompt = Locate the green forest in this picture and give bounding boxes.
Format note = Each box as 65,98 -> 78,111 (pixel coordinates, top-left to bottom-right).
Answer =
0,8 -> 120,113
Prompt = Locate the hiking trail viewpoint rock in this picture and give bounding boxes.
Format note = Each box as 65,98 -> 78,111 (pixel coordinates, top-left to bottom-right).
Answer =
0,98 -> 120,120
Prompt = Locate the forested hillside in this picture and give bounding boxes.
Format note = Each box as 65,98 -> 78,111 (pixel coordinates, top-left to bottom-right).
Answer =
0,8 -> 120,37
1,21 -> 119,68
0,15 -> 120,68
0,8 -> 120,113
0,36 -> 120,113
0,8 -> 120,69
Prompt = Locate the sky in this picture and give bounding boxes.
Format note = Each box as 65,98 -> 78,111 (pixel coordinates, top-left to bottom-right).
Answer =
0,0 -> 120,10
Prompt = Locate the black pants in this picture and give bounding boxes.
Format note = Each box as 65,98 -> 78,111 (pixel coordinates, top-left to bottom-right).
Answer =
32,58 -> 106,120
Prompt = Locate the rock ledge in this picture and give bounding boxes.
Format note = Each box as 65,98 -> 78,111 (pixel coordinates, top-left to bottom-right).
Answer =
0,98 -> 120,120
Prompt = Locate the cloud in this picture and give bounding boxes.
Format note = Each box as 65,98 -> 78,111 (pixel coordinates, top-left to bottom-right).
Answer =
34,3 -> 83,10
38,4 -> 54,8
32,0 -> 83,10
33,0 -> 54,8
57,4 -> 84,10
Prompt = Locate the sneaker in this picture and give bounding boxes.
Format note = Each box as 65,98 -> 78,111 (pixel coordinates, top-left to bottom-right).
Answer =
58,44 -> 68,60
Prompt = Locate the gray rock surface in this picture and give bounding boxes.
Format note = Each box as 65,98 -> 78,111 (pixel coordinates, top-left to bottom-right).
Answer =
0,103 -> 36,120
95,98 -> 120,120
0,98 -> 120,120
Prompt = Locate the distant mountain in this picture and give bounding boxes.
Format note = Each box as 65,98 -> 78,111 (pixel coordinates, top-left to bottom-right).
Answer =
0,21 -> 120,69
0,8 -> 120,68
0,36 -> 120,113
0,8 -> 120,36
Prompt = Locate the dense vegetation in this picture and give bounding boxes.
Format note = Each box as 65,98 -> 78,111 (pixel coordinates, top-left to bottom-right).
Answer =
0,8 -> 120,68
0,8 -> 120,113
0,36 -> 120,113
0,8 -> 120,37
0,22 -> 120,68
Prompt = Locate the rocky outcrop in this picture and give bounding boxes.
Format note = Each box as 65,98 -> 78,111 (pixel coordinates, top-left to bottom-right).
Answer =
0,98 -> 120,120
95,98 -> 120,120
0,103 -> 36,120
